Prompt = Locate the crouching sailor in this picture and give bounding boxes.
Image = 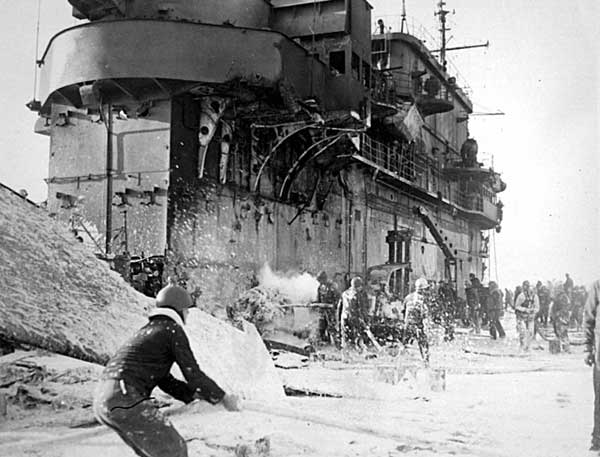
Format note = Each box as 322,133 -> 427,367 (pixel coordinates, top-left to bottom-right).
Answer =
93,278 -> 240,457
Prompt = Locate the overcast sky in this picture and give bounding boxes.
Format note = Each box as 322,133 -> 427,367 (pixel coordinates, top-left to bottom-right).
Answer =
1,0 -> 598,288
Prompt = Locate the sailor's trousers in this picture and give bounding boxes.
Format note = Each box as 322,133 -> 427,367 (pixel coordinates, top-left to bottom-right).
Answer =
93,379 -> 187,457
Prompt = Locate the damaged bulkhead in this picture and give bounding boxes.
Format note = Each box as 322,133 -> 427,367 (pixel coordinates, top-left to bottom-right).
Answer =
34,0 -> 505,313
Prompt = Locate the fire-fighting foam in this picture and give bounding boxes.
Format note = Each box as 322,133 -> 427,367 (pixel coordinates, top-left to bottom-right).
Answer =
257,263 -> 319,304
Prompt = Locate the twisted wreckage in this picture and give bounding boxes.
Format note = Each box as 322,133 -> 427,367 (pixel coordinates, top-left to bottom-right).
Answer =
32,0 -> 505,310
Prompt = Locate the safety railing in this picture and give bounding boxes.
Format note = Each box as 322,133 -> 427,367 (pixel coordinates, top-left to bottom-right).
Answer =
371,16 -> 472,95
371,68 -> 454,111
358,133 -> 449,195
359,133 -> 420,182
456,191 -> 483,212
356,134 -> 498,220
455,188 -> 498,222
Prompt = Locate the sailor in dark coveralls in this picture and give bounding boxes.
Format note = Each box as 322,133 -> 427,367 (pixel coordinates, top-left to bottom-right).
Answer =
486,281 -> 505,340
316,270 -> 341,344
551,289 -> 571,353
93,279 -> 240,457
465,279 -> 481,334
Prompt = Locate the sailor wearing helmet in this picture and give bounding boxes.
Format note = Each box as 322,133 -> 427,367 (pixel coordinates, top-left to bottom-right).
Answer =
402,277 -> 431,364
93,278 -> 240,457
315,270 -> 341,344
514,280 -> 539,351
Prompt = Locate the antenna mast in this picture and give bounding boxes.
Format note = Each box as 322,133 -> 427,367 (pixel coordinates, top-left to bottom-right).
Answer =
401,0 -> 407,34
435,1 -> 451,71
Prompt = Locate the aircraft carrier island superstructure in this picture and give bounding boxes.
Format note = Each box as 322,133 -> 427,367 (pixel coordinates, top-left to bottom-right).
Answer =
32,0 -> 505,308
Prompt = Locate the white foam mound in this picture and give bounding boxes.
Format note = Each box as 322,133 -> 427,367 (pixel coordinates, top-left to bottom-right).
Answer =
0,184 -> 151,363
0,183 -> 283,401
177,309 -> 285,402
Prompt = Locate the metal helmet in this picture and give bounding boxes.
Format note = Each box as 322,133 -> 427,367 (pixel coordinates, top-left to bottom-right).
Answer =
415,277 -> 429,291
350,276 -> 364,289
155,278 -> 194,313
